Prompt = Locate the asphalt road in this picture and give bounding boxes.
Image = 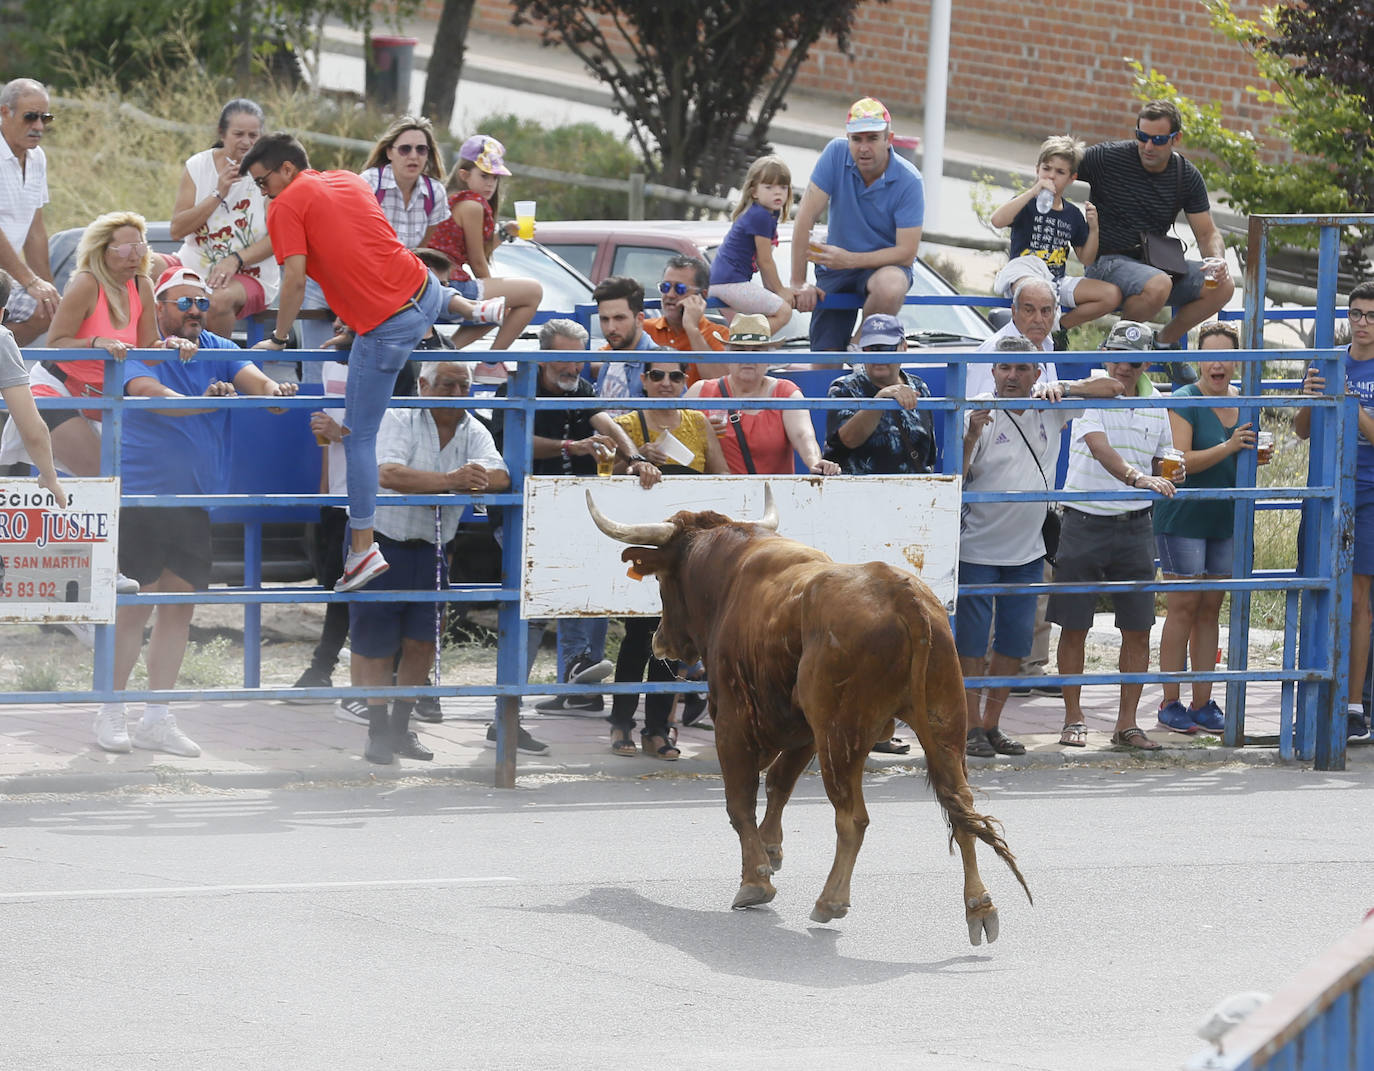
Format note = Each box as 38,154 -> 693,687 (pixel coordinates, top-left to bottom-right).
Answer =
2,764 -> 1369,1070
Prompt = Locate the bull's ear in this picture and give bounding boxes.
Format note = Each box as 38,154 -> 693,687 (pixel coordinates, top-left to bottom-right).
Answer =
620,546 -> 669,577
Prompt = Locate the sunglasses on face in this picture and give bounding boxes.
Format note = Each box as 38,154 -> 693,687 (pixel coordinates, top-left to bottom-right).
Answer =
393,142 -> 429,156
1134,128 -> 1176,146
161,296 -> 211,312
1348,309 -> 1374,323
658,282 -> 701,296
109,241 -> 148,258
644,369 -> 687,383
22,111 -> 55,124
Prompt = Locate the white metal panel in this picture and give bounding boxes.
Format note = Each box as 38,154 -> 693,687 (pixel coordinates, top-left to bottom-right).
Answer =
521,475 -> 961,617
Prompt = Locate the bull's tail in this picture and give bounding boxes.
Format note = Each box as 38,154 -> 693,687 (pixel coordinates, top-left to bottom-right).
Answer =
894,577 -> 1032,905
928,763 -> 1033,904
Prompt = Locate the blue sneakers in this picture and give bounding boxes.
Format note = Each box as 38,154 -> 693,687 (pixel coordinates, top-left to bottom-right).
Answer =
1348,711 -> 1370,741
1190,700 -> 1227,734
1157,700 -> 1199,734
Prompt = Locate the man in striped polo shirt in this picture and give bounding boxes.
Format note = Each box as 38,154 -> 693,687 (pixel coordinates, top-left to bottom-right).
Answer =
1077,100 -> 1232,352
1046,321 -> 1179,752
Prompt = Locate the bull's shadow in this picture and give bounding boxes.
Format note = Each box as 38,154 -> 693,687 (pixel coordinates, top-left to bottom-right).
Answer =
527,886 -> 994,987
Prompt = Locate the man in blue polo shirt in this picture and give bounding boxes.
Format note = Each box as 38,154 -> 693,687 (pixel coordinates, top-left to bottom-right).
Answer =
93,267 -> 297,759
789,97 -> 925,354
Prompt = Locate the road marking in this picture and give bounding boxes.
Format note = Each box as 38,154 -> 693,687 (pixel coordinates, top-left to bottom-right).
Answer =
0,876 -> 519,902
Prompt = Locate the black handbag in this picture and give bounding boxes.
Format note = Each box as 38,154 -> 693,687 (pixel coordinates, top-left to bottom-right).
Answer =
1004,410 -> 1060,565
1139,151 -> 1188,279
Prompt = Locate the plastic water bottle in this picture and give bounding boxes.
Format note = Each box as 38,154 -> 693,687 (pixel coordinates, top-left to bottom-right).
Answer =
1035,188 -> 1055,214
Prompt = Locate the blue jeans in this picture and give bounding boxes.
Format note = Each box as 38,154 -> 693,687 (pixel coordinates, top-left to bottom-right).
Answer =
557,617 -> 609,678
343,272 -> 442,532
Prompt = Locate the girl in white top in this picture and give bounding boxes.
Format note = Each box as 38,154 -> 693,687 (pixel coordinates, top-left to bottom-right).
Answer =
167,99 -> 279,338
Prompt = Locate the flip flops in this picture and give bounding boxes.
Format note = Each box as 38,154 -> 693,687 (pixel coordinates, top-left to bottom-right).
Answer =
1059,722 -> 1087,748
1111,726 -> 1163,751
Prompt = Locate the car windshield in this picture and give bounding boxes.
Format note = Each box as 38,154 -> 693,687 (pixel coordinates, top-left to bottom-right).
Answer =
490,240 -> 593,319
705,239 -> 992,347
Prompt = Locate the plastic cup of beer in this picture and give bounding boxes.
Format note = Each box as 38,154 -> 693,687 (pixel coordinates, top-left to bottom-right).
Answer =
514,200 -> 536,240
1257,430 -> 1274,465
1202,257 -> 1225,289
595,442 -> 615,477
1160,448 -> 1186,483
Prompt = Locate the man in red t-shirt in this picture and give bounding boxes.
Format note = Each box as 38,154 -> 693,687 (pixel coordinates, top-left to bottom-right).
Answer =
243,132 -> 444,594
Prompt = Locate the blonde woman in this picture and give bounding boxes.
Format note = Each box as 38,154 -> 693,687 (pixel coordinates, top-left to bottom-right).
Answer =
358,114 -> 451,251
36,211 -> 157,476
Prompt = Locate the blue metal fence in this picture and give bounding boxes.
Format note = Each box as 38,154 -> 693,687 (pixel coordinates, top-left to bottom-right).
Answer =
0,217 -> 1362,781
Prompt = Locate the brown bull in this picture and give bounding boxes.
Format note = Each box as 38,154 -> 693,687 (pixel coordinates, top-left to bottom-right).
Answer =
587,486 -> 1030,943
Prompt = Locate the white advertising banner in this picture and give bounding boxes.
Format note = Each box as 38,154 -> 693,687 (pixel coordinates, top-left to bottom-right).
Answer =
522,475 -> 962,618
0,477 -> 120,623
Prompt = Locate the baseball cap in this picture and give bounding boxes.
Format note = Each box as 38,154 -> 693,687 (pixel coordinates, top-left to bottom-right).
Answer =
458,134 -> 511,176
154,267 -> 211,297
1101,320 -> 1153,352
727,313 -> 773,347
858,313 -> 905,349
846,97 -> 892,134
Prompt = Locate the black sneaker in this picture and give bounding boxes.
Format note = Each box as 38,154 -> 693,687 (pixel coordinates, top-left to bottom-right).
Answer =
364,732 -> 394,765
413,694 -> 443,723
681,693 -> 709,726
484,722 -> 550,755
335,697 -> 369,725
1008,682 -> 1033,697
1029,683 -> 1063,698
392,730 -> 434,761
534,693 -> 604,714
287,666 -> 333,705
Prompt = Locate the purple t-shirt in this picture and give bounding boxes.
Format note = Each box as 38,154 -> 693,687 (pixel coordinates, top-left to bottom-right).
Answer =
710,202 -> 779,285
1007,198 -> 1089,282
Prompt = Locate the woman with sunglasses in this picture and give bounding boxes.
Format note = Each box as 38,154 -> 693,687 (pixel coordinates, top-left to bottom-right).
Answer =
166,99 -> 278,339
36,211 -> 157,476
591,361 -> 728,759
685,314 -> 839,476
358,115 -> 450,252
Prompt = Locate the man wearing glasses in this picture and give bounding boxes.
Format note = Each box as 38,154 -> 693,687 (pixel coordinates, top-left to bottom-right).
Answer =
1077,99 -> 1233,351
1047,320 -> 1180,753
0,78 -> 61,345
1297,281 -> 1374,740
94,267 -> 297,759
643,255 -> 729,382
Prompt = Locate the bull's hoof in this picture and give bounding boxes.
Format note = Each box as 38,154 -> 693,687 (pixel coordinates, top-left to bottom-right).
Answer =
731,882 -> 777,910
764,843 -> 783,872
809,900 -> 849,923
965,893 -> 999,946
967,908 -> 1000,945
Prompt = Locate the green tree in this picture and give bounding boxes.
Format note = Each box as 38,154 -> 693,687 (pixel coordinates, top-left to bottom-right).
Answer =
508,0 -> 888,209
1129,0 -> 1373,270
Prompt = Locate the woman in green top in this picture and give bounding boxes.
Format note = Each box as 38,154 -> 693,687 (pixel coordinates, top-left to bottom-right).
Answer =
1154,322 -> 1257,734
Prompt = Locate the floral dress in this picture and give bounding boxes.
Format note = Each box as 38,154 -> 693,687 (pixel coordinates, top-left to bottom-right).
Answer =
173,148 -> 280,302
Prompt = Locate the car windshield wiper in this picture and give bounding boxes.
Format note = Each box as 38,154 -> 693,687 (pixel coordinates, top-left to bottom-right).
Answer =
905,330 -> 987,346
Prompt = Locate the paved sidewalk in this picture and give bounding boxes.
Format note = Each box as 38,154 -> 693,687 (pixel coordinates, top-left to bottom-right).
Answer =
0,676 -> 1346,797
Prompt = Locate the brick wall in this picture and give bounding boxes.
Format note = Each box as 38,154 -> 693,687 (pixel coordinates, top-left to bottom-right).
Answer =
431,0 -> 1282,149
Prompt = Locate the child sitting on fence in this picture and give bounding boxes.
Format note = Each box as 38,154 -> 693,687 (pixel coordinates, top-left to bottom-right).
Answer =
708,154 -> 796,338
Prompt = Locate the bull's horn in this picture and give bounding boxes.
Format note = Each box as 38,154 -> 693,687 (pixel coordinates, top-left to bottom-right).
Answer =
753,484 -> 779,531
585,490 -> 675,546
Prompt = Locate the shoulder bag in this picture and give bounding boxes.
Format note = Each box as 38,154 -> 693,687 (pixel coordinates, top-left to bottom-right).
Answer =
1004,410 -> 1060,565
1139,152 -> 1188,279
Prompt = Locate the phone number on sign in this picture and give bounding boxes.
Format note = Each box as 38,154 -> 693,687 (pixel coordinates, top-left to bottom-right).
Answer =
1,580 -> 59,599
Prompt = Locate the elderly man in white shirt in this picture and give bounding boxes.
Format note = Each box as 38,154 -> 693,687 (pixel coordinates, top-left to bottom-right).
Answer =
0,78 -> 60,344
966,276 -> 1059,399
345,359 -> 509,766
1045,321 -> 1180,752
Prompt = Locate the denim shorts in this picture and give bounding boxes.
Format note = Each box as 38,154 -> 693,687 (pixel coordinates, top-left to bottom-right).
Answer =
954,558 -> 1046,659
1156,532 -> 1234,577
348,539 -> 447,658
1087,253 -> 1206,307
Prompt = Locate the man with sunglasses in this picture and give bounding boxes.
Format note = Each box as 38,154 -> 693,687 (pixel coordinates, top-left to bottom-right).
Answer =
644,256 -> 729,382
1047,320 -> 1179,753
0,78 -> 60,345
1297,281 -> 1374,740
94,267 -> 298,758
1077,100 -> 1233,351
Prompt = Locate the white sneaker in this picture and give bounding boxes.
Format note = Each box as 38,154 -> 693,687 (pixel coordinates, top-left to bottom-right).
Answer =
94,704 -> 131,753
335,542 -> 389,592
131,713 -> 201,757
63,622 -> 95,648
115,572 -> 140,595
